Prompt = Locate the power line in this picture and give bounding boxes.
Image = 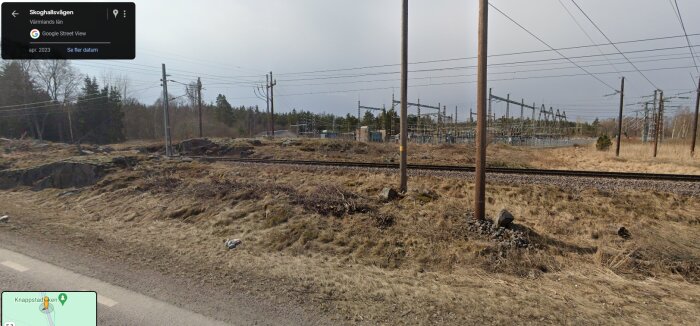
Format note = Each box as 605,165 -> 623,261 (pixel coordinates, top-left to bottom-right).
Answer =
0,85 -> 160,113
489,2 -> 616,91
274,33 -> 700,77
72,61 -> 264,85
276,52 -> 700,88
670,0 -> 699,73
272,65 -> 697,98
0,93 -> 117,112
569,0 -> 659,89
556,0 -> 622,77
68,34 -> 700,87
139,47 -> 267,75
276,44 -> 700,83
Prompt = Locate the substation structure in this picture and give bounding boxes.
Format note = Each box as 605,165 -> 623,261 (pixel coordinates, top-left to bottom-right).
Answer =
348,90 -> 576,147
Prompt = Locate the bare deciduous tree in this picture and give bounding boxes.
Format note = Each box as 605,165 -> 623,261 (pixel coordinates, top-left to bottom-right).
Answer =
32,60 -> 81,140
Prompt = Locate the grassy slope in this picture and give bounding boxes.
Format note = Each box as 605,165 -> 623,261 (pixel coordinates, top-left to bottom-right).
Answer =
1,157 -> 697,324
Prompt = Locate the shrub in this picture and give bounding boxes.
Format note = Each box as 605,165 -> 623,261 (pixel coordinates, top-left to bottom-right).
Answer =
596,135 -> 612,151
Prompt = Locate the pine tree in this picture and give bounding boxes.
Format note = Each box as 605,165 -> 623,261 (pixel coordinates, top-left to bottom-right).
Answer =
74,77 -> 124,144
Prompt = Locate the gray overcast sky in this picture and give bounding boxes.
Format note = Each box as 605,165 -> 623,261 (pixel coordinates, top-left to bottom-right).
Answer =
6,0 -> 700,121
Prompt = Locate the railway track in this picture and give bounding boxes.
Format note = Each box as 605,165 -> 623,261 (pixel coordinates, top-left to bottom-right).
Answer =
191,156 -> 700,182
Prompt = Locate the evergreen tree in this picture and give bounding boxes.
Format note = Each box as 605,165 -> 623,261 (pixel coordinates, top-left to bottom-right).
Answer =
74,77 -> 124,144
0,61 -> 52,139
215,94 -> 234,126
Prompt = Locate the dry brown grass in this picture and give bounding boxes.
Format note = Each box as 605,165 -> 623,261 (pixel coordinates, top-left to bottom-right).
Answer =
1,157 -> 698,324
192,137 -> 699,174
534,139 -> 700,174
1,137 -> 699,323
4,136 -> 698,175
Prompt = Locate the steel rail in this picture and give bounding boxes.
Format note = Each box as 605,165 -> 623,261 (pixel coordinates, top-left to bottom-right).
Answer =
190,157 -> 700,182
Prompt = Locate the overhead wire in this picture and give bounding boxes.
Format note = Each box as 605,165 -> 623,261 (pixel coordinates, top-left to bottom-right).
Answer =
488,3 -> 617,90
670,0 -> 699,73
556,0 -> 622,77
569,0 -> 659,89
0,85 -> 161,113
276,44 -> 700,83
276,52 -> 700,88
0,84 -> 161,117
274,33 -> 700,77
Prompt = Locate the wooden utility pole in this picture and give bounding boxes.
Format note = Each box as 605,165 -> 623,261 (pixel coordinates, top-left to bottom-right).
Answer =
417,98 -> 421,140
399,0 -> 408,193
532,102 -> 536,136
454,105 -> 458,136
642,102 -> 649,142
506,93 -> 510,136
616,77 -> 625,157
265,74 -> 270,136
268,72 -> 277,138
654,91 -> 663,158
438,102 -> 442,144
66,104 -> 74,142
161,64 -> 173,157
442,105 -> 446,142
357,101 -> 361,132
691,77 -> 699,157
197,77 -> 203,138
474,0 -> 488,221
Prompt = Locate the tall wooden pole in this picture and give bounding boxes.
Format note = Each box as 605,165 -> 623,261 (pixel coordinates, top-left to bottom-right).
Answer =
455,105 -> 458,136
399,0 -> 408,193
197,77 -> 203,138
265,74 -> 270,137
269,72 -> 276,139
691,77 -> 699,157
475,0 -> 488,220
615,77 -> 625,157
161,64 -> 172,157
654,91 -> 663,158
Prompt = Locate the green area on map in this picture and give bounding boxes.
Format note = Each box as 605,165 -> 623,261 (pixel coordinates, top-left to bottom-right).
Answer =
1,291 -> 96,326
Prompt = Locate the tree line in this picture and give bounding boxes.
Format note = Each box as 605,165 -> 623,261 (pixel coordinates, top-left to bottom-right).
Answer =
1,60 -> 696,144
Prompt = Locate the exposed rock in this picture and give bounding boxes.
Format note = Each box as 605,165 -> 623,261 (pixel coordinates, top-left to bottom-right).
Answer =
240,150 -> 255,158
177,138 -> 253,157
179,138 -> 216,154
379,187 -> 399,201
0,162 -> 108,190
98,146 -> 114,153
467,217 -> 529,249
111,156 -> 139,168
496,209 -> 515,229
225,238 -> 242,249
617,227 -> 631,239
281,139 -> 299,147
137,145 -> 163,154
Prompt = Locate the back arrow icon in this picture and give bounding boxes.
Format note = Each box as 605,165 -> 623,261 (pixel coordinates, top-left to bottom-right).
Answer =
12,10 -> 19,17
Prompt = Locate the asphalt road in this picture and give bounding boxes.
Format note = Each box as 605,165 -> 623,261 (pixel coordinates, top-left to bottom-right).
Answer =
0,247 -> 230,325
